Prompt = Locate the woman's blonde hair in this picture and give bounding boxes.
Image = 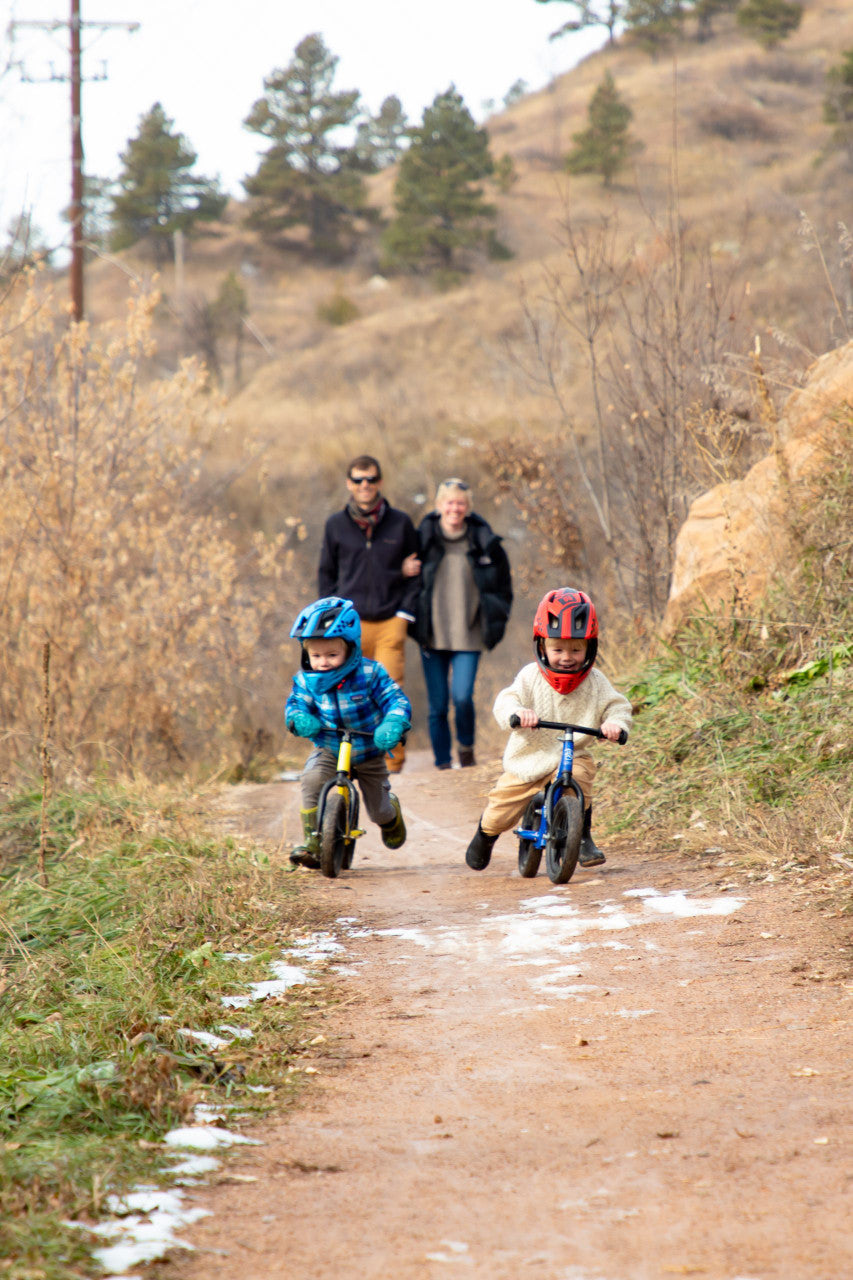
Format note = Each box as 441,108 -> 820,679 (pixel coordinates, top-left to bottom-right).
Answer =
435,477 -> 473,510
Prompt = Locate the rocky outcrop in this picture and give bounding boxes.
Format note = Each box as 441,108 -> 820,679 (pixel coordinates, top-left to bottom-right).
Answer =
663,340 -> 853,636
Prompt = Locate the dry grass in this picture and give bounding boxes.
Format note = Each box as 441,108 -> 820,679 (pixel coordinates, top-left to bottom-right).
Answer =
0,274 -> 303,778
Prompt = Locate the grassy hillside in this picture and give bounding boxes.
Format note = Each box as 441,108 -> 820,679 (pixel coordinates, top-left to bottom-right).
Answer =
84,0 -> 852,492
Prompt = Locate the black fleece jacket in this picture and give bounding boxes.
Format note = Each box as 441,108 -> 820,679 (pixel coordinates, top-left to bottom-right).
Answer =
317,503 -> 420,622
411,510 -> 513,652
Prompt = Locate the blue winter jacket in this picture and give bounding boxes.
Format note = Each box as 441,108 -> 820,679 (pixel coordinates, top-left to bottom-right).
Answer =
285,658 -> 412,764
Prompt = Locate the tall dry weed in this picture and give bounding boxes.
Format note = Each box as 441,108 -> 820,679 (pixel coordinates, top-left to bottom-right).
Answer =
0,277 -> 300,777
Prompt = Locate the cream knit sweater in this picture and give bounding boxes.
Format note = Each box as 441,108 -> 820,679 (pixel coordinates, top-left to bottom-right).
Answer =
493,662 -> 632,783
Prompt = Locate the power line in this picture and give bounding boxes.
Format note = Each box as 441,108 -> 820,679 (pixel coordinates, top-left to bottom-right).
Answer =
8,1 -> 139,321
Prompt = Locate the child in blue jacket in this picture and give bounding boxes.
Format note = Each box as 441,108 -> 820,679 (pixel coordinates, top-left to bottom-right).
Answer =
285,596 -> 411,868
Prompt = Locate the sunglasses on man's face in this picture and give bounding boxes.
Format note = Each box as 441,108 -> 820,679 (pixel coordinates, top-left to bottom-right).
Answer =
349,473 -> 381,485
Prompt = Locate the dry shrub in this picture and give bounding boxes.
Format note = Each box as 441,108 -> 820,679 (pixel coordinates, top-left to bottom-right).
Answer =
695,100 -> 782,142
738,54 -> 823,87
0,276 -> 301,776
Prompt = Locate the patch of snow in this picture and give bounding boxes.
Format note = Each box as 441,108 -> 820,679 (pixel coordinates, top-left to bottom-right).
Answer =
163,1125 -> 261,1150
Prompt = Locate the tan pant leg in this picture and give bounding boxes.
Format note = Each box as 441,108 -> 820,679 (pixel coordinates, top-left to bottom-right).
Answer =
481,756 -> 597,835
360,616 -> 408,771
481,771 -> 553,836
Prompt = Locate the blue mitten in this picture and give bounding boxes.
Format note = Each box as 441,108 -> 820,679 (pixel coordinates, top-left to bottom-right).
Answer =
374,715 -> 408,752
290,710 -> 322,739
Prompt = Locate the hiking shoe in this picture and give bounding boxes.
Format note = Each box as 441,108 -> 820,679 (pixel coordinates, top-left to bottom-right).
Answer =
458,747 -> 476,768
381,794 -> 407,849
578,837 -> 605,868
465,823 -> 498,871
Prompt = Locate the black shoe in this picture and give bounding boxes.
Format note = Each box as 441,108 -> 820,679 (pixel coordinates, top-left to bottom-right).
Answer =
465,822 -> 498,871
436,761 -> 452,771
458,747 -> 476,768
578,806 -> 605,867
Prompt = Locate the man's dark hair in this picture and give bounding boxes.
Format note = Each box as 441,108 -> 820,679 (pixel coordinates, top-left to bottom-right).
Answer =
347,455 -> 382,480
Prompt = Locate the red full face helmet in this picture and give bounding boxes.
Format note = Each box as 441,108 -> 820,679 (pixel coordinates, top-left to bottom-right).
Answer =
533,587 -> 599,694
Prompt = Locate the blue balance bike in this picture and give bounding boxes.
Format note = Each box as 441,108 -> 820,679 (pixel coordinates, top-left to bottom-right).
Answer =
510,714 -> 628,884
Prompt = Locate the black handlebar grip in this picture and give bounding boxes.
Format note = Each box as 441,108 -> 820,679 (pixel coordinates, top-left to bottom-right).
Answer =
617,728 -> 628,745
509,714 -> 521,728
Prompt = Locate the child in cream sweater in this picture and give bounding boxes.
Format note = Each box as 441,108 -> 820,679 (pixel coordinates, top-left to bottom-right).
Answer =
465,587 -> 631,872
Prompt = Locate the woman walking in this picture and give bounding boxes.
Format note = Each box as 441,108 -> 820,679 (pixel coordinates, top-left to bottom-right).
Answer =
411,479 -> 513,770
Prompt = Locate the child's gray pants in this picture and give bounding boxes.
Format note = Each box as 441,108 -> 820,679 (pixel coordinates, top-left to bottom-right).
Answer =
300,748 -> 396,826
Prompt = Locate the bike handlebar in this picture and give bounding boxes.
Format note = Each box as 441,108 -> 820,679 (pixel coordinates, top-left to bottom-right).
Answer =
509,714 -> 627,745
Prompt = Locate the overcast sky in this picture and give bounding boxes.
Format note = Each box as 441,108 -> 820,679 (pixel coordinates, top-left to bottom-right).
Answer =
0,0 -> 603,259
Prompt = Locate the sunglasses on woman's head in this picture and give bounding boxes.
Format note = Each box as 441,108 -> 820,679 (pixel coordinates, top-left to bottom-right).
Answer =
443,478 -> 470,490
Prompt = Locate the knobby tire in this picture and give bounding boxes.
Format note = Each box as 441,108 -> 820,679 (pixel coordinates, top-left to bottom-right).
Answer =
517,791 -> 545,879
320,790 -> 348,879
546,790 -> 583,884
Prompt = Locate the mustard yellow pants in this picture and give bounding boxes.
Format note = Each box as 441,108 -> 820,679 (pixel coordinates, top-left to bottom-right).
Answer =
481,755 -> 597,837
361,615 -> 408,771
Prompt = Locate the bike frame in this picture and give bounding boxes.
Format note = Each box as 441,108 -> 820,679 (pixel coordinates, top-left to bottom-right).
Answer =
514,727 -> 584,851
315,729 -> 366,843
512,717 -> 626,850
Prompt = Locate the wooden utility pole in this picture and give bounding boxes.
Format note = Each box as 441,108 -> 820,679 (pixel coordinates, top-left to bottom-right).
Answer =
69,0 -> 83,322
8,3 -> 139,322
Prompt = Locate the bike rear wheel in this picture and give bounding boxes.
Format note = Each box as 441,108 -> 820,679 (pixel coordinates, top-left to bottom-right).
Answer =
320,790 -> 349,878
545,788 -> 583,884
517,790 -> 545,879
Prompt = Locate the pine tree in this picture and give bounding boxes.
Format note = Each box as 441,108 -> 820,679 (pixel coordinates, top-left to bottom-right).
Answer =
353,96 -> 409,173
536,0 -> 624,46
109,103 -> 226,263
822,47 -> 853,167
623,0 -> 685,50
383,86 -> 497,275
566,72 -> 641,186
242,34 -> 366,259
736,0 -> 802,50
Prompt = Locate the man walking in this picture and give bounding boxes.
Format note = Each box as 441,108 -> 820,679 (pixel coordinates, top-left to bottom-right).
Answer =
318,455 -> 420,772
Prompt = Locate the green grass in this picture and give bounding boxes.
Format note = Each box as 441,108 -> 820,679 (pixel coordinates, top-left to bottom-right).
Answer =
601,610 -> 852,894
0,781 -> 327,1279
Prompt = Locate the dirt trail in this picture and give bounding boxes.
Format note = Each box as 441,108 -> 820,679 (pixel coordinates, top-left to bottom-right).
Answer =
167,752 -> 852,1280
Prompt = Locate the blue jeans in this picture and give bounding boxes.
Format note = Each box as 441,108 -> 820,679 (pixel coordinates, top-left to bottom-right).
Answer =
419,648 -> 481,768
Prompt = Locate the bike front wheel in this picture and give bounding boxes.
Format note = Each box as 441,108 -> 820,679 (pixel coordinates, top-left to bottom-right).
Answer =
320,790 -> 349,878
545,789 -> 583,884
517,790 -> 545,879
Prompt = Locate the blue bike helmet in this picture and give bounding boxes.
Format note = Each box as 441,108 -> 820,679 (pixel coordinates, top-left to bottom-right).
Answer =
290,596 -> 362,693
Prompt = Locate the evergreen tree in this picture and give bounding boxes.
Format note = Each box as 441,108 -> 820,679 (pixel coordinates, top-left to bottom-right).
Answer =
383,86 -> 497,274
352,96 -> 409,173
565,72 -> 641,186
623,0 -> 685,49
692,0 -> 739,42
736,0 -> 802,49
110,103 -> 226,263
242,34 -> 366,258
822,47 -> 853,166
536,0 -> 624,46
